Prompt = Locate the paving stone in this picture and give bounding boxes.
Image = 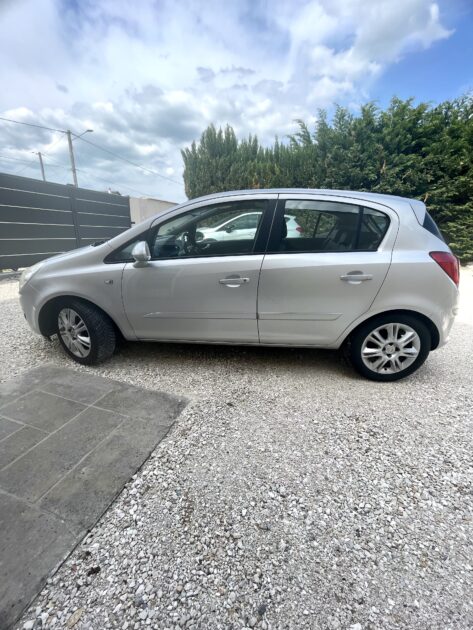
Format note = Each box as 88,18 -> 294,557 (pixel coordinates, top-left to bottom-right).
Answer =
0,406 -> 124,502
41,418 -> 170,527
0,491 -> 78,630
0,390 -> 86,433
38,368 -> 120,405
0,365 -> 107,408
0,416 -> 21,441
0,365 -> 186,629
0,425 -> 45,469
0,366 -> 51,409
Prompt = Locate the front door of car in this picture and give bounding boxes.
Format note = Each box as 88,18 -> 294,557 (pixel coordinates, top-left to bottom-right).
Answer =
121,196 -> 276,342
257,195 -> 398,346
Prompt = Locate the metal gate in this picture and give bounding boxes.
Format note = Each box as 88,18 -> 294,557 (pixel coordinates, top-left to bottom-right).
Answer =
0,172 -> 131,270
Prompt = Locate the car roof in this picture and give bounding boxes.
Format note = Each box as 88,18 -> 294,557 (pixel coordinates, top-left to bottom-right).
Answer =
190,188 -> 410,204
180,188 -> 424,219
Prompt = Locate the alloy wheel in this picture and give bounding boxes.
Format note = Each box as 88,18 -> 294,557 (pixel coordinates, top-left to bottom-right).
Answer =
361,323 -> 421,374
58,307 -> 91,358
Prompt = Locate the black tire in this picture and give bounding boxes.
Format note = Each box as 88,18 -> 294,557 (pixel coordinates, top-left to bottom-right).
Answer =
55,299 -> 116,365
349,313 -> 431,382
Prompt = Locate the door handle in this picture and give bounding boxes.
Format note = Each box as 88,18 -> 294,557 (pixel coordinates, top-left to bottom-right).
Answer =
219,276 -> 250,287
340,272 -> 373,283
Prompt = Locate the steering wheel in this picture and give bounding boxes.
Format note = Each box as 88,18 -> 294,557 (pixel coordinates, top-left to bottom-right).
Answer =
194,238 -> 215,254
176,231 -> 193,256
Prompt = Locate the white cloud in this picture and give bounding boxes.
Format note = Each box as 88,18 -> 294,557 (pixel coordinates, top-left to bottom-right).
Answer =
0,0 -> 453,201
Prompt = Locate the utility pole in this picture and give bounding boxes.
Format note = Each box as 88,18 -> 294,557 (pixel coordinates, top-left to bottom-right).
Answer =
36,152 -> 46,181
66,129 -> 78,187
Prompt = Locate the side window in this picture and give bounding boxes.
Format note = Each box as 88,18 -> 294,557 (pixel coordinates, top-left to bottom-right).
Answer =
149,201 -> 266,259
357,207 -> 390,250
273,200 -> 389,253
313,213 -> 337,237
218,213 -> 255,231
105,234 -> 145,263
246,214 -> 260,229
422,211 -> 445,242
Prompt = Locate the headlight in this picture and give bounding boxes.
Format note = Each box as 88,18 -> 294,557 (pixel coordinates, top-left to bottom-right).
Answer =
19,261 -> 46,291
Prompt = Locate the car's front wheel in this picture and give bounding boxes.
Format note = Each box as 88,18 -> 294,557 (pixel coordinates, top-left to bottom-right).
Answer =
56,300 -> 116,365
349,314 -> 431,381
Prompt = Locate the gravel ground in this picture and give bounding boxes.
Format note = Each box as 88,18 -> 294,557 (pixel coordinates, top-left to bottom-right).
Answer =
1,268 -> 472,630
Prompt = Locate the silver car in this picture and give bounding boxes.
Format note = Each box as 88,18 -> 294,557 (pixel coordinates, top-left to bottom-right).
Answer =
19,189 -> 459,381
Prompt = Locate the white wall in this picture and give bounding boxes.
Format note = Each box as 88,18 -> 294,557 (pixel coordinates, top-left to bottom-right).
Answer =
130,197 -> 178,224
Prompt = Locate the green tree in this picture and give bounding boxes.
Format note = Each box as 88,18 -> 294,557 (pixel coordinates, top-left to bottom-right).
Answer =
181,95 -> 473,261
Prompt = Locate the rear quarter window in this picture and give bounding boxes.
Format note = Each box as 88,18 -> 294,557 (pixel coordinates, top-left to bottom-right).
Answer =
423,211 -> 445,242
274,200 -> 390,253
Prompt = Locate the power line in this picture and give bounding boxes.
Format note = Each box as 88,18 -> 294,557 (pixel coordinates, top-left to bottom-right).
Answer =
74,134 -> 181,185
0,154 -> 157,198
0,154 -> 38,166
74,164 -> 154,198
40,154 -> 154,197
112,182 -> 155,197
0,117 -> 68,154
19,134 -> 69,176
0,115 -> 65,134
0,151 -> 152,191
0,153 -> 66,170
0,117 -> 67,175
44,133 -> 67,154
1,119 -> 90,185
14,163 -> 36,176
1,114 -> 182,187
0,154 -> 42,176
41,155 -> 69,169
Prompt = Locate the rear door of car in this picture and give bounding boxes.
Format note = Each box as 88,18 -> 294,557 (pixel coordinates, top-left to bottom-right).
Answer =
257,193 -> 398,346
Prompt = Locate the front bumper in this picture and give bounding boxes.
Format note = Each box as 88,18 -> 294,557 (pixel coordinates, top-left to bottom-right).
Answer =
19,285 -> 41,335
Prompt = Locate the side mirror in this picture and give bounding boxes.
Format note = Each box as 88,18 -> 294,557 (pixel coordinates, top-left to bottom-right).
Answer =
131,241 -> 151,267
225,225 -> 234,233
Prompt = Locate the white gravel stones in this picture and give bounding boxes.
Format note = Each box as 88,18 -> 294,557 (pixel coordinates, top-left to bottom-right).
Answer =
1,271 -> 472,630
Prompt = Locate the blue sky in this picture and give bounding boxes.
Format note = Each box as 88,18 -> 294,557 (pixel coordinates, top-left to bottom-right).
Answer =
376,2 -> 473,106
0,0 -> 471,201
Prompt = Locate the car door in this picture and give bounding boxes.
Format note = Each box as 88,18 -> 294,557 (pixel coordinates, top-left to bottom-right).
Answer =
121,195 -> 276,342
257,194 -> 398,346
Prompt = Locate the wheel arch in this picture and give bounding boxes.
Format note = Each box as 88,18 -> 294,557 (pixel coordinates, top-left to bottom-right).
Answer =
342,309 -> 440,351
38,295 -> 125,340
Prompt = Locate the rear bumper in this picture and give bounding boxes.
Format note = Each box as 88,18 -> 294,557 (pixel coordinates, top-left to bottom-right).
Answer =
433,299 -> 459,348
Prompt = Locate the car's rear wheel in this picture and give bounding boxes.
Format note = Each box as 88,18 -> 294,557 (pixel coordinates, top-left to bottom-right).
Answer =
56,300 -> 116,365
349,314 -> 431,381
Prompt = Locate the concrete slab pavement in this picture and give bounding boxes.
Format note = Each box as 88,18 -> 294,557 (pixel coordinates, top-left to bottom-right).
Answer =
0,365 -> 186,629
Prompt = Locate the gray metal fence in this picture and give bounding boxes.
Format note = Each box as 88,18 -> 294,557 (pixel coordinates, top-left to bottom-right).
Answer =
0,172 -> 131,270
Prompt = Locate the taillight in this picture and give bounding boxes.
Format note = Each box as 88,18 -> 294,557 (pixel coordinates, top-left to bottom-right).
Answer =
429,251 -> 460,287
296,226 -> 304,233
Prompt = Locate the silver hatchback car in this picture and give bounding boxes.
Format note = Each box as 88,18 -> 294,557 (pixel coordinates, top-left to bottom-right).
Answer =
19,189 -> 459,381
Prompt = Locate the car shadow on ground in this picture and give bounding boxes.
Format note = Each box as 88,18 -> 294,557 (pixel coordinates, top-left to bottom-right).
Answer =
111,337 -> 356,380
